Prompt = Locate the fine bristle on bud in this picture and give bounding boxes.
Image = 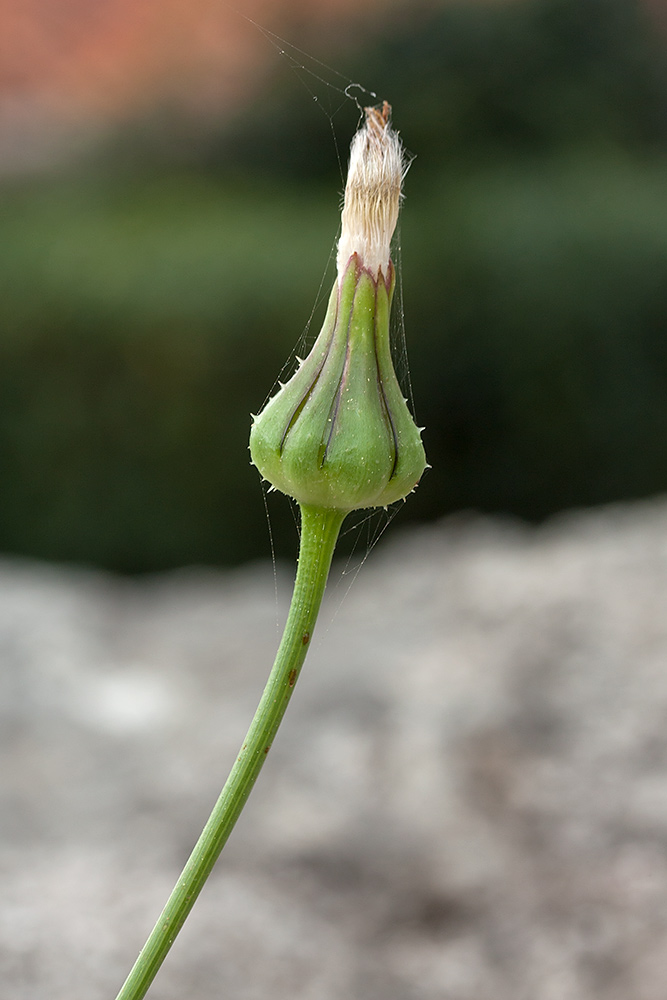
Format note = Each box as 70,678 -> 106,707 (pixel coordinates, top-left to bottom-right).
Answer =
337,101 -> 405,281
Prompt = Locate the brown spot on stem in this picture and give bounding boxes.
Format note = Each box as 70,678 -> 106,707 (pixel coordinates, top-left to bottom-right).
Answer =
302,631 -> 310,645
264,745 -> 271,754
288,668 -> 297,687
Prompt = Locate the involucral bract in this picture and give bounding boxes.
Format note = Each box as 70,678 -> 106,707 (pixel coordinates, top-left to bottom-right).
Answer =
249,253 -> 426,511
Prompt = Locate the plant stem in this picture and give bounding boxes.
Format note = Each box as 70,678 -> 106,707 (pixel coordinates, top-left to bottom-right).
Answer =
115,503 -> 346,1000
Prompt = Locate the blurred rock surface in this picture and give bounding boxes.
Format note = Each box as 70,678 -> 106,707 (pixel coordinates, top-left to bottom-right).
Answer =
2,499 -> 667,999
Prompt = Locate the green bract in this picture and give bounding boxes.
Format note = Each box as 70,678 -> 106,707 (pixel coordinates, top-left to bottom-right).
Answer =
249,253 -> 427,512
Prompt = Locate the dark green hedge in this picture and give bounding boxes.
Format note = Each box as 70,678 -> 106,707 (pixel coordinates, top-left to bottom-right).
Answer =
404,155 -> 667,523
1,153 -> 666,571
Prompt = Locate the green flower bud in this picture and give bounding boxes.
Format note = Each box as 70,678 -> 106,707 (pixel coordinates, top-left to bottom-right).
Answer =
249,104 -> 427,513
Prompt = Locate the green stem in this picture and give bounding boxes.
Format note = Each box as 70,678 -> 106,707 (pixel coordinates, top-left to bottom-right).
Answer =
115,504 -> 345,1000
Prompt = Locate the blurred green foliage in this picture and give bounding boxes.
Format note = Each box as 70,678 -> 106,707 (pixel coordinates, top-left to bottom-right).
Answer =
1,0 -> 666,571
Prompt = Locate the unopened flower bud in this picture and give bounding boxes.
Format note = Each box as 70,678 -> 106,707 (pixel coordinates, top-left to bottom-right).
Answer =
250,103 -> 427,512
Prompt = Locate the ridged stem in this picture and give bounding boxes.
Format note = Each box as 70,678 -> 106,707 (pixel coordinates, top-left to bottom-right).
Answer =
115,504 -> 346,1000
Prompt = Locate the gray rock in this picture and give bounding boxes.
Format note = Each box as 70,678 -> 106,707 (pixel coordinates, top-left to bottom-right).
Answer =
2,499 -> 667,999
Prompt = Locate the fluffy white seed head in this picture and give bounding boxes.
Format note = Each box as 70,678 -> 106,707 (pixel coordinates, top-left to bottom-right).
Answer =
337,102 -> 405,281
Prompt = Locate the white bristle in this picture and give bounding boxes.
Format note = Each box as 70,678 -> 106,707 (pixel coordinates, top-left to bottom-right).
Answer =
337,102 -> 405,281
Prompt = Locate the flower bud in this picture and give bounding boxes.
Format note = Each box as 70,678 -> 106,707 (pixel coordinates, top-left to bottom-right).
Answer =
249,104 -> 427,512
